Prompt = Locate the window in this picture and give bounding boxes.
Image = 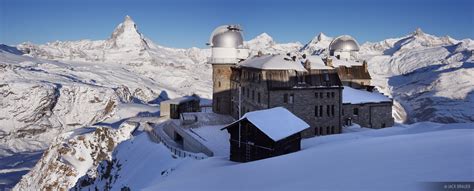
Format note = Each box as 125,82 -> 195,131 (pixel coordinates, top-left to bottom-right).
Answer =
331,92 -> 335,98
314,105 -> 318,117
315,127 -> 319,136
331,126 -> 335,134
331,105 -> 335,116
327,92 -> 330,98
289,94 -> 294,104
327,105 -> 330,116
324,73 -> 330,82
215,98 -> 220,112
242,87 -> 245,95
319,92 -> 323,99
218,81 -> 221,88
353,108 -> 359,115
257,93 -> 261,103
247,88 -> 250,98
297,72 -> 305,84
315,92 -> 318,98
326,126 -> 330,134
252,90 -> 255,101
319,106 -> 323,117
284,94 -> 288,103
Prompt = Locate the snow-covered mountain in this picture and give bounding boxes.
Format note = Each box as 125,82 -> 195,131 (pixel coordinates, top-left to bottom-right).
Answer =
359,28 -> 474,123
244,33 -> 303,55
14,122 -> 137,190
300,32 -> 333,56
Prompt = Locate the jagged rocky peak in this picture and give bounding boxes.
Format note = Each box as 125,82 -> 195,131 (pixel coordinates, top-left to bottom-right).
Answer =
413,27 -> 425,37
248,33 -> 275,45
316,32 -> 330,41
245,32 -> 275,48
255,32 -> 273,41
306,32 -> 332,45
106,15 -> 149,49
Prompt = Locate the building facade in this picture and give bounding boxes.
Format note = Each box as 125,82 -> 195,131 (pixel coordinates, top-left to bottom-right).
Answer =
227,54 -> 344,138
208,25 -> 394,140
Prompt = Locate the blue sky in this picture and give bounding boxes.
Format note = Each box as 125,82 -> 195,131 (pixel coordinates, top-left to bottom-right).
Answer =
1,0 -> 473,48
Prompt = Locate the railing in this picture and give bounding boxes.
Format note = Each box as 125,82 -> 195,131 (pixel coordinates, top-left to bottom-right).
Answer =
145,122 -> 207,160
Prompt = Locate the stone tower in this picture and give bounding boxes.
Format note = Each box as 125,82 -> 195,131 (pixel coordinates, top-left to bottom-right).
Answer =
208,25 -> 249,115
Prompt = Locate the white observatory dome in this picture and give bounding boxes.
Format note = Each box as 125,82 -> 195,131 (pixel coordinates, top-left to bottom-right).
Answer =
329,35 -> 360,52
208,25 -> 249,64
209,25 -> 244,48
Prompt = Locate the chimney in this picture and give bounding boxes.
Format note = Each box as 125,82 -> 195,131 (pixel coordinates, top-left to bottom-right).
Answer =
257,51 -> 263,57
363,60 -> 368,73
304,59 -> 311,71
326,57 -> 333,67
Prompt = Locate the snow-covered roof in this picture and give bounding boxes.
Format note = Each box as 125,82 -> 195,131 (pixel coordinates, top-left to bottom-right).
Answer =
343,86 -> 391,104
161,96 -> 199,105
225,107 -> 310,141
331,56 -> 363,67
304,56 -> 332,70
239,54 -> 307,72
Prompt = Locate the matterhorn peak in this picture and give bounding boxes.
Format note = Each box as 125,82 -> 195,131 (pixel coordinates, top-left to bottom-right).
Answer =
105,15 -> 149,50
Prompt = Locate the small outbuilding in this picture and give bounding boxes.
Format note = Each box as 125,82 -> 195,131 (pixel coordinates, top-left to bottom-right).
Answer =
221,107 -> 310,162
342,86 -> 394,128
160,95 -> 200,119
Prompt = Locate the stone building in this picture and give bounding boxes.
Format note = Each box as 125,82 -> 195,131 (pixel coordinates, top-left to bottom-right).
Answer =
342,86 -> 394,128
207,25 -> 394,140
207,25 -> 249,115
160,95 -> 200,119
229,54 -> 344,138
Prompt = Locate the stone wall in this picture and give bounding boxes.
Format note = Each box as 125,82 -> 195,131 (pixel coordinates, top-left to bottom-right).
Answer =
342,102 -> 394,128
268,88 -> 342,138
212,64 -> 234,115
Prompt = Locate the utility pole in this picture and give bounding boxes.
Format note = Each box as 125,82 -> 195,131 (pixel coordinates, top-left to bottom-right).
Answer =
238,84 -> 242,148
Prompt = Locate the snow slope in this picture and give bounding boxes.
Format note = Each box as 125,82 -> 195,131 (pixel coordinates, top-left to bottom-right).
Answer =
73,122 -> 474,191
145,122 -> 473,191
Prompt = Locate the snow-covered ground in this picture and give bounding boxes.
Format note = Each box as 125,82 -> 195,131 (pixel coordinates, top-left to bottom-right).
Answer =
65,122 -> 474,191
144,122 -> 473,191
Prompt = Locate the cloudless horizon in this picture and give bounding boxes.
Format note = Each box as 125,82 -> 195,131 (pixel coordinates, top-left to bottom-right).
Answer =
1,0 -> 473,48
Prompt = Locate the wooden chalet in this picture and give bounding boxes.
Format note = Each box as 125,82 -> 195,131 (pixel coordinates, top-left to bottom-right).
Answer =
221,107 -> 310,162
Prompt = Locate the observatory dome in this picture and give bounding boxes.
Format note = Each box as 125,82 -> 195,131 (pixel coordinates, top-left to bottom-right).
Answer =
209,25 -> 244,48
329,35 -> 360,52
